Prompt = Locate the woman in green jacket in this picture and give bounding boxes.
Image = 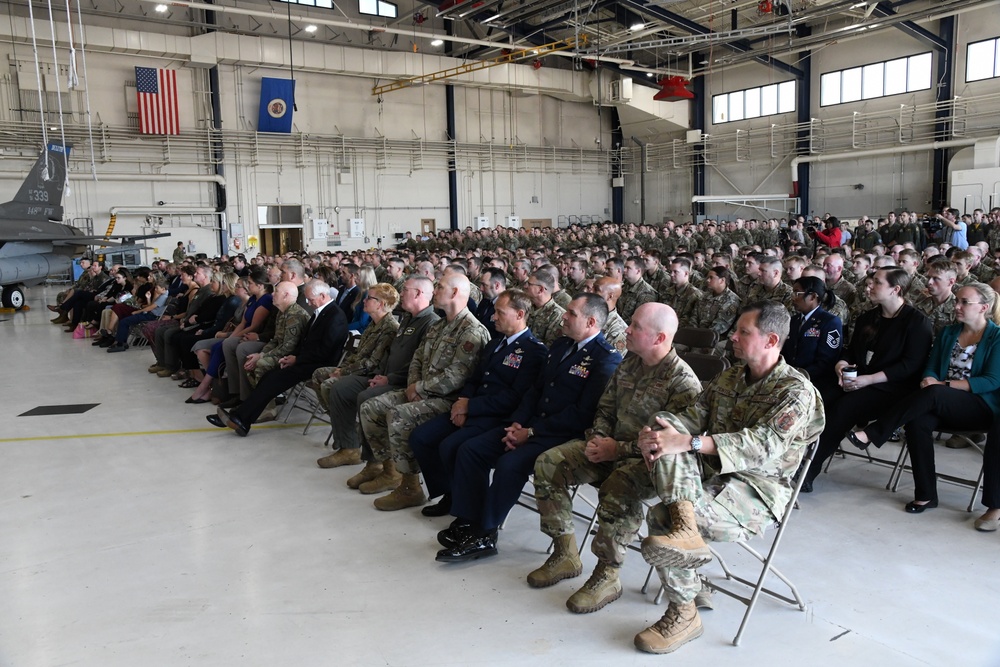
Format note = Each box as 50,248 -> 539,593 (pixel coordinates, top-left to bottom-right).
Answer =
850,283 -> 1000,514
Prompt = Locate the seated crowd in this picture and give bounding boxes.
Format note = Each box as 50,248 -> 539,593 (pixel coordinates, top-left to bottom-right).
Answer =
48,204 -> 1000,654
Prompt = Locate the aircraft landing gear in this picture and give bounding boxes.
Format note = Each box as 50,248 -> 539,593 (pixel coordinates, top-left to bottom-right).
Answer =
1,284 -> 25,310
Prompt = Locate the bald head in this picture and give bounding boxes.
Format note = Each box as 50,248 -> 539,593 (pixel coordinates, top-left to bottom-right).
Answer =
594,276 -> 623,311
273,280 -> 299,311
435,272 -> 472,318
626,302 -> 679,365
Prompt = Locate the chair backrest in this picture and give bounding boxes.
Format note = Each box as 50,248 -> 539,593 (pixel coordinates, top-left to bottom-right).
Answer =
680,351 -> 730,384
674,327 -> 719,350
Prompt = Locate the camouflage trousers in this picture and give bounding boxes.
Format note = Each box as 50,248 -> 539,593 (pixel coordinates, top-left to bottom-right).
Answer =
534,440 -> 654,568
358,390 -> 453,474
250,355 -> 283,387
648,450 -> 770,605
310,366 -> 338,411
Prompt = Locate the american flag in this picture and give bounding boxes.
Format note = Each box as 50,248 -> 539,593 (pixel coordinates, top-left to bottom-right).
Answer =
135,66 -> 179,135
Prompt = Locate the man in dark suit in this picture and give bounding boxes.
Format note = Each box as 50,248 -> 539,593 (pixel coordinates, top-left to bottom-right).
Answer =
473,267 -> 506,340
410,288 -> 547,517
335,263 -> 360,319
211,280 -> 349,436
435,293 -> 623,562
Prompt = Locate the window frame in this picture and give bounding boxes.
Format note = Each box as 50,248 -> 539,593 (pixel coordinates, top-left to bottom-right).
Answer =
359,0 -> 398,18
275,0 -> 335,8
820,51 -> 933,107
966,37 -> 1000,82
711,80 -> 797,125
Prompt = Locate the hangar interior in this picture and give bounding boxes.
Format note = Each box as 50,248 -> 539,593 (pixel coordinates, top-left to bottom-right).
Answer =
2,1 -> 1000,665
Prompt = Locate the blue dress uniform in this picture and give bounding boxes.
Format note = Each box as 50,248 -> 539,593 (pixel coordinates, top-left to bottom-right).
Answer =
410,330 -> 548,500
474,297 -> 498,340
448,334 -> 622,536
781,307 -> 843,395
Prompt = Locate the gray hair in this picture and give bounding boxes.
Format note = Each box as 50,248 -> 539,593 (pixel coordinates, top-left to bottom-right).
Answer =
741,300 -> 790,345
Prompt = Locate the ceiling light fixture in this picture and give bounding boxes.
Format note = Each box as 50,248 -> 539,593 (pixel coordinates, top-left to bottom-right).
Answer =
431,39 -> 444,46
154,3 -> 168,12
630,22 -> 645,31
305,24 -> 318,33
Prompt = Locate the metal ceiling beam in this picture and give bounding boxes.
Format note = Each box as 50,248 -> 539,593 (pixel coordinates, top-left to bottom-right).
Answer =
871,1 -> 947,51
617,0 -> 804,79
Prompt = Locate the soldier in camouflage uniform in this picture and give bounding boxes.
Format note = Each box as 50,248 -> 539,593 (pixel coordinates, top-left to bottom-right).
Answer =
701,223 -> 724,256
912,262 -> 957,335
528,303 -> 701,613
662,258 -> 703,328
745,256 -> 794,311
633,301 -> 825,655
525,268 -> 566,346
642,250 -> 673,302
358,273 -> 491,511
824,254 -> 858,309
594,276 -> 627,356
617,257 -> 658,322
691,266 -> 741,339
244,282 -> 310,386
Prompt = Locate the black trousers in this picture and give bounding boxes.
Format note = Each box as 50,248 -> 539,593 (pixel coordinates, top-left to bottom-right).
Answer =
807,385 -> 907,484
233,364 -> 316,424
864,385 -> 993,503
983,417 -> 1000,508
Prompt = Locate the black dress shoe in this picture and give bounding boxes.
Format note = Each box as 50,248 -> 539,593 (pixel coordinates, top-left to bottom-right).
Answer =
846,431 -> 871,451
206,414 -> 227,428
421,494 -> 452,517
217,406 -> 250,437
106,342 -> 128,353
219,396 -> 241,409
436,531 -> 498,563
437,520 -> 472,549
905,499 -> 938,514
800,478 -> 813,494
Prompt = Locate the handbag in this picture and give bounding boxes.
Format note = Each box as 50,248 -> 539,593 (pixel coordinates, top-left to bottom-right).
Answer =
72,323 -> 93,339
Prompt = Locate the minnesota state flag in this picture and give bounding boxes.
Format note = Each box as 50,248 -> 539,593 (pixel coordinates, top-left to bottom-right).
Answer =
258,77 -> 295,133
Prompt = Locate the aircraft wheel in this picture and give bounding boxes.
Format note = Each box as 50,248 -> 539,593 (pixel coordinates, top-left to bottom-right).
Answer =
1,285 -> 25,310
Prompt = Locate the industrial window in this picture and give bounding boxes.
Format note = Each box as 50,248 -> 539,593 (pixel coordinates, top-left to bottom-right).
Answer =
359,0 -> 398,18
820,52 -> 932,106
275,0 -> 335,7
712,80 -> 795,124
967,37 -> 1000,82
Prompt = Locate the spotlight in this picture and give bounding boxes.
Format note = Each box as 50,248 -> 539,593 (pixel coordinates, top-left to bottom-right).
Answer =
305,24 -> 318,33
155,4 -> 168,12
630,22 -> 645,31
431,39 -> 444,46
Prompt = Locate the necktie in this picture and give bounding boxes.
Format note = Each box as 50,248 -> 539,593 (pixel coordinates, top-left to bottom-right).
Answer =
562,342 -> 579,363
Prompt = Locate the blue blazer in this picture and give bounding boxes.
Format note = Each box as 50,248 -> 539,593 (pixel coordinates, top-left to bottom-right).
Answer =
510,333 -> 623,445
782,307 -> 843,384
475,298 -> 498,340
462,331 -> 548,420
924,321 -> 1000,415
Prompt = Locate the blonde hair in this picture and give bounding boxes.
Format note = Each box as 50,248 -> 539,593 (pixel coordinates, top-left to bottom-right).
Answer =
963,282 -> 1000,325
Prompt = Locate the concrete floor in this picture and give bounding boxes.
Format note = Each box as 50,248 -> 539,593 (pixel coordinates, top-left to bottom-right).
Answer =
2,286 -> 999,667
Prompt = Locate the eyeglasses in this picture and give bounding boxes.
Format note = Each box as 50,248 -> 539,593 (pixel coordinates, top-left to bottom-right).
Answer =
792,291 -> 808,297
365,296 -> 382,304
956,299 -> 986,306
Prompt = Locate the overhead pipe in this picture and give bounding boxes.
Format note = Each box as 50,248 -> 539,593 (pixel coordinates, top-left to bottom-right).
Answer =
789,138 -> 983,198
1,173 -> 226,184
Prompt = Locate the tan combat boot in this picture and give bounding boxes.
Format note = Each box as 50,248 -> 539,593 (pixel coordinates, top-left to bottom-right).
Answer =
148,364 -> 164,374
373,473 -> 427,511
527,534 -> 583,588
358,460 -> 402,495
346,461 -> 383,489
317,448 -> 362,469
566,562 -> 622,613
634,601 -> 703,654
640,501 -> 712,569
51,313 -> 69,324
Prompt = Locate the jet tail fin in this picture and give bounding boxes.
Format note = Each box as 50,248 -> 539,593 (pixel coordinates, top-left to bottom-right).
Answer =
8,143 -> 72,222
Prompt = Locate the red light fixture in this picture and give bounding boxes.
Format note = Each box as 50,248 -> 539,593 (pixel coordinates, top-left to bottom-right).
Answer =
653,76 -> 694,102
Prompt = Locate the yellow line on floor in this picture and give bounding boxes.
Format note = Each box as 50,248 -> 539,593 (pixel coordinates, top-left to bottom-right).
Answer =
0,423 -> 308,443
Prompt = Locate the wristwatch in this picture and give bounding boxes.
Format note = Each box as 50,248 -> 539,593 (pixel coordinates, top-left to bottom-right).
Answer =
527,427 -> 535,438
690,435 -> 703,453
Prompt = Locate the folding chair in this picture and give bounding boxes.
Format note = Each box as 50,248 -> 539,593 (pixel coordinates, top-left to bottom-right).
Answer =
679,352 -> 730,386
887,430 -> 986,512
645,439 -> 819,646
673,327 -> 719,354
